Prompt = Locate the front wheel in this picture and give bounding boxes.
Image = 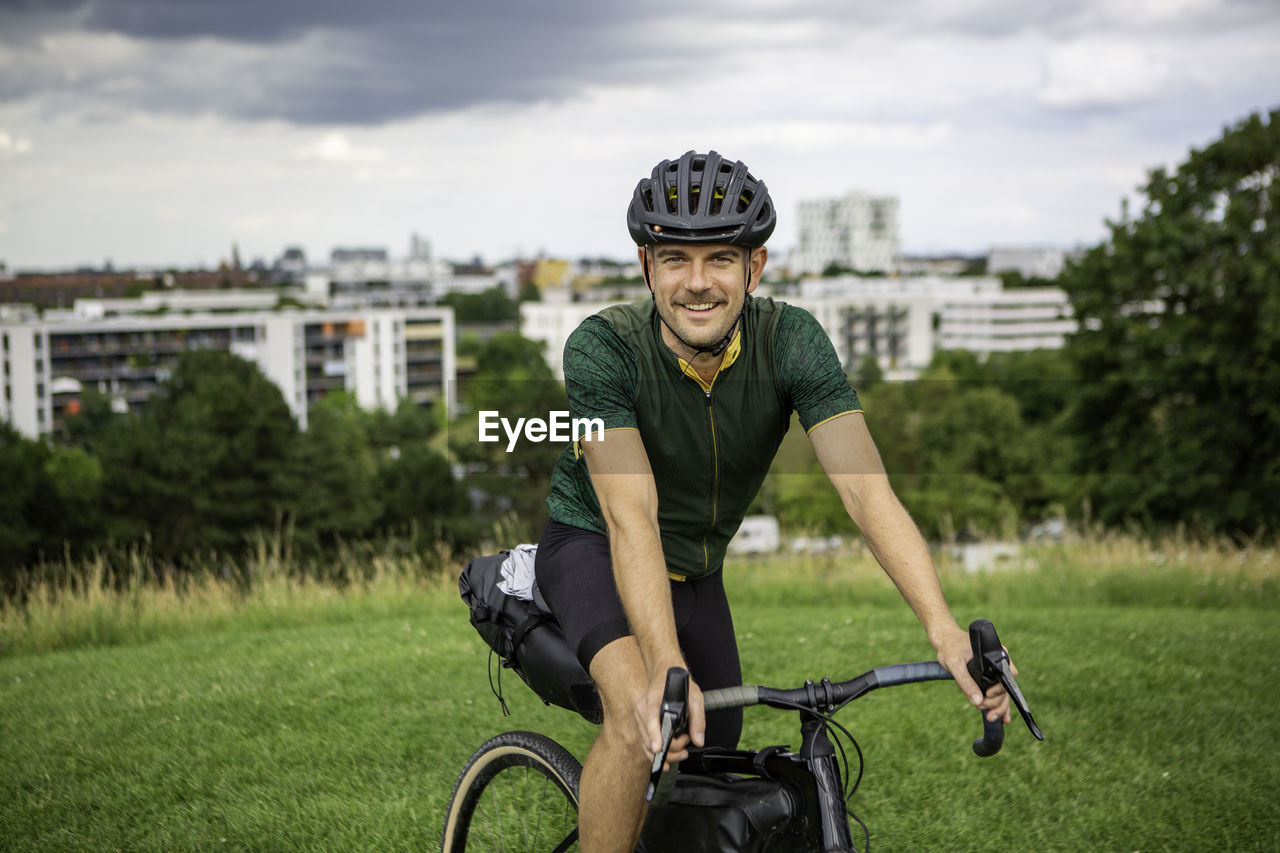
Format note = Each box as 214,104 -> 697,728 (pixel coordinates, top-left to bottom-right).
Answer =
441,731 -> 582,852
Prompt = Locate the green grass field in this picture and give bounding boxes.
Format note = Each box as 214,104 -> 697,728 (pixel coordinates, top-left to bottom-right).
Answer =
2,540 -> 1278,851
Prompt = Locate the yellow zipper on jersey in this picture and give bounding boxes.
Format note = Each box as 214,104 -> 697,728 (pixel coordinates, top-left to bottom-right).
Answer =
702,387 -> 719,574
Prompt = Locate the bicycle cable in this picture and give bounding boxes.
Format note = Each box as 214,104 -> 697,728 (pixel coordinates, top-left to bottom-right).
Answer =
755,696 -> 872,852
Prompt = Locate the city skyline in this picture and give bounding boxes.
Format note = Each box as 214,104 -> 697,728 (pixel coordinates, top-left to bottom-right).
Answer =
1,0 -> 1277,272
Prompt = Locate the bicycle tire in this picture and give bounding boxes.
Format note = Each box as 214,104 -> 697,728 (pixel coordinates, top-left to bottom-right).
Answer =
441,731 -> 583,852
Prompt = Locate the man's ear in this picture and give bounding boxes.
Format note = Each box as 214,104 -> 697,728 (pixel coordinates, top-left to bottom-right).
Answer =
746,246 -> 768,294
638,246 -> 653,292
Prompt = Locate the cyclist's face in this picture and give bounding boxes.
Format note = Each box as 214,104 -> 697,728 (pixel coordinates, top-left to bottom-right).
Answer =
643,243 -> 767,357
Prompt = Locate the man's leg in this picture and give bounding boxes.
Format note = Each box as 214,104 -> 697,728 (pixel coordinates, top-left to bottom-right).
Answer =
579,636 -> 651,853
535,522 -> 651,853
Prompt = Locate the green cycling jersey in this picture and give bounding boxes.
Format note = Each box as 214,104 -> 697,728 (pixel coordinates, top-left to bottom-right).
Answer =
545,295 -> 861,580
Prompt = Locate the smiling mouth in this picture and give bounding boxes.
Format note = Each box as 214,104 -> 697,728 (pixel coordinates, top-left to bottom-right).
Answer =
681,302 -> 721,313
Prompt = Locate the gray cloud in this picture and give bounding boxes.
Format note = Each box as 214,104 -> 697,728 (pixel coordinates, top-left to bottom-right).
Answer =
0,0 -> 1276,125
0,0 -> 695,123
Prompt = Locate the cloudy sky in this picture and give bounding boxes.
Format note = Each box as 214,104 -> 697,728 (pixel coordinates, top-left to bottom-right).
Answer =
0,0 -> 1276,271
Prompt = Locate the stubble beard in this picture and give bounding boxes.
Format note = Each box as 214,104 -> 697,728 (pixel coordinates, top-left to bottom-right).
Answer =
657,296 -> 737,355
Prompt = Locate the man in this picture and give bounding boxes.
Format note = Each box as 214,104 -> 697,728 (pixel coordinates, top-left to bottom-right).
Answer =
534,150 -> 1014,853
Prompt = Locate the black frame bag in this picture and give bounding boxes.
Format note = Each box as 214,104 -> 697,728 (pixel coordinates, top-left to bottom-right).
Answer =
458,552 -> 603,724
640,771 -> 801,853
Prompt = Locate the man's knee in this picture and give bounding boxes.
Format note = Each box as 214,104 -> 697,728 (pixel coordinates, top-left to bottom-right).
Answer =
588,637 -> 650,749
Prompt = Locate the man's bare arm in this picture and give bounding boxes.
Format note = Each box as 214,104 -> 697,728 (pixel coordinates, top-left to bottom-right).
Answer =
580,429 -> 706,751
808,412 -> 1012,722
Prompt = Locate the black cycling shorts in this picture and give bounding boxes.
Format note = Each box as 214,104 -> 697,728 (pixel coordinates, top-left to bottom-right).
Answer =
535,520 -> 743,748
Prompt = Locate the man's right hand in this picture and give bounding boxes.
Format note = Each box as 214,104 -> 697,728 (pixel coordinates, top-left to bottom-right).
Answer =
635,667 -> 705,768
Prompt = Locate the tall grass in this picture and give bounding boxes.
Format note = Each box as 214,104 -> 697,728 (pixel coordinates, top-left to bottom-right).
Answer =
2,524 -> 1273,659
0,534 -> 464,658
730,527 -> 1276,611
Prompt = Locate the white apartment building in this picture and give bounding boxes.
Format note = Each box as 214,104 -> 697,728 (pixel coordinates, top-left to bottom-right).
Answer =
936,287 -> 1075,354
1,296 -> 456,439
987,247 -> 1067,281
519,301 -> 608,380
791,192 -> 900,275
306,256 -> 506,309
521,275 -> 1075,381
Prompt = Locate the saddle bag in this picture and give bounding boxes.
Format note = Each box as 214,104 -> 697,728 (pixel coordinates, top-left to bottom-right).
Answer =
458,551 -> 603,724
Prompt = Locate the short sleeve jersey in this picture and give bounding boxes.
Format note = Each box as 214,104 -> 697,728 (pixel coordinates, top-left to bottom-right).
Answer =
546,295 -> 860,579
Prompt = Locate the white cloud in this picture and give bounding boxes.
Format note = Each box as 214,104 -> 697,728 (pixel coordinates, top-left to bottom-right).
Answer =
0,130 -> 33,157
297,132 -> 386,164
1039,37 -> 1172,108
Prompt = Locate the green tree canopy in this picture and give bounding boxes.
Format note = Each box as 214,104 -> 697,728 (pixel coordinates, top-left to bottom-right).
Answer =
438,287 -> 518,323
289,392 -> 381,554
1060,109 -> 1280,534
96,350 -> 299,562
451,332 -> 567,537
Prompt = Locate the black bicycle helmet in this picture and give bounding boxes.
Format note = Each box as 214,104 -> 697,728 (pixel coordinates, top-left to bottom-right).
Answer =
627,150 -> 776,247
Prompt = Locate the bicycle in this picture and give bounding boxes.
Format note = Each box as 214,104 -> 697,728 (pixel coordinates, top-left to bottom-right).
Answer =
440,619 -> 1043,852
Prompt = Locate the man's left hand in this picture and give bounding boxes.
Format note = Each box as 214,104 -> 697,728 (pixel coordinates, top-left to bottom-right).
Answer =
933,625 -> 1015,723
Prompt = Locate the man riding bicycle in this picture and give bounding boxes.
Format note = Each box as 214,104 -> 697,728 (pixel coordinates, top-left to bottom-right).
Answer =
533,150 -> 1016,853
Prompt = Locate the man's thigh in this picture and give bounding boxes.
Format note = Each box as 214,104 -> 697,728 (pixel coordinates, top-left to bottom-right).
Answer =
674,573 -> 743,748
536,520 -> 742,747
535,521 -> 631,672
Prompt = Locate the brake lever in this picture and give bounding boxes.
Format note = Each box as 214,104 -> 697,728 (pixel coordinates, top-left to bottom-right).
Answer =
645,667 -> 689,804
967,620 -> 1044,741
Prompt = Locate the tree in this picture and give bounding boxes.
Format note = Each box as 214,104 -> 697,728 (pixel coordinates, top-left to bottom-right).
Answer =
289,392 -> 382,554
96,350 -> 298,562
0,423 -> 105,592
363,398 -> 467,540
438,287 -> 518,323
1060,110 -> 1280,534
0,424 -> 50,584
450,333 -> 567,537
851,355 -> 884,391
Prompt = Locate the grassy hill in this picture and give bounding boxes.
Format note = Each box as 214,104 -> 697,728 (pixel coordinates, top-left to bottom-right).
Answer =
2,538 -> 1277,850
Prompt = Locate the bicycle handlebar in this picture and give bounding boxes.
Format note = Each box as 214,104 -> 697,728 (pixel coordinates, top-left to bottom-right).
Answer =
699,620 -> 1042,756
645,620 -> 1043,805
702,660 -> 1021,755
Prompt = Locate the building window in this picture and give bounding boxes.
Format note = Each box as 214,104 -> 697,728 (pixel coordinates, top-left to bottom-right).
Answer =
36,382 -> 44,398
34,333 -> 43,351
1,333 -> 7,352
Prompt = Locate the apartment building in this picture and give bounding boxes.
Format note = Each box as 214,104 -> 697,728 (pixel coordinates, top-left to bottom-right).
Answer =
520,275 -> 1075,381
308,252 -> 509,309
935,286 -> 1075,354
987,247 -> 1068,281
791,191 -> 901,275
0,295 -> 456,439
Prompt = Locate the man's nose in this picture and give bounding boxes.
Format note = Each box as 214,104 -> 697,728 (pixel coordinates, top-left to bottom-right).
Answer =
687,261 -> 712,291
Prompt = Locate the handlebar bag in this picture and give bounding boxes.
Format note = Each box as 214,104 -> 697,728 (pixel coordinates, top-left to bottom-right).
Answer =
640,772 -> 801,853
459,551 -> 603,724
